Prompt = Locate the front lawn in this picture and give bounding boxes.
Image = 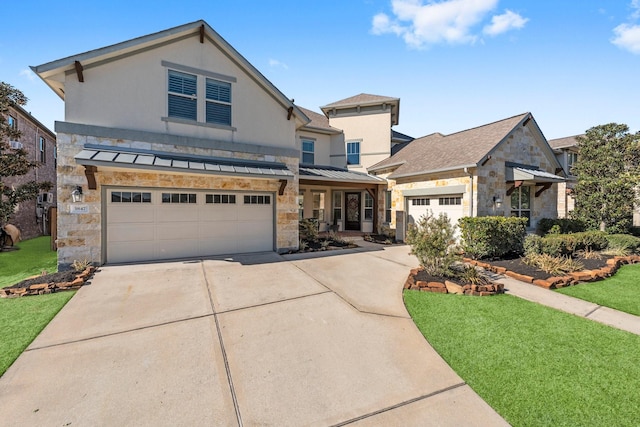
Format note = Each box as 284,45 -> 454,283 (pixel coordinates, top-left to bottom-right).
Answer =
404,291 -> 640,427
0,236 -> 57,288
0,291 -> 75,376
555,264 -> 640,316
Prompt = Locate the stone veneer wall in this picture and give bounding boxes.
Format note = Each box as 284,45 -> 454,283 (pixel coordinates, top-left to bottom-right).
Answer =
56,132 -> 299,269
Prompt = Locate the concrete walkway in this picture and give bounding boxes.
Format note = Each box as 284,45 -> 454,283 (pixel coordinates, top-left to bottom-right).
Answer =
0,244 -> 508,427
497,275 -> 640,336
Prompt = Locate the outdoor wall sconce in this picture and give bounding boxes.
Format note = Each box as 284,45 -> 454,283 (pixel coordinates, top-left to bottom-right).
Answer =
493,195 -> 503,208
71,186 -> 84,203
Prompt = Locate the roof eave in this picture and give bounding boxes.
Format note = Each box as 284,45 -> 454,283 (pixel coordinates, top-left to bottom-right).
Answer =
389,164 -> 478,179
368,160 -> 406,173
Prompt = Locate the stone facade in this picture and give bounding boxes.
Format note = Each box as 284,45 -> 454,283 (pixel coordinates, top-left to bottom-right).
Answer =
56,132 -> 299,268
2,105 -> 56,239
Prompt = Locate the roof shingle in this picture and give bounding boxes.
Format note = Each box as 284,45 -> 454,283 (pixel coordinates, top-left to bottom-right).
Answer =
322,93 -> 399,108
548,135 -> 582,149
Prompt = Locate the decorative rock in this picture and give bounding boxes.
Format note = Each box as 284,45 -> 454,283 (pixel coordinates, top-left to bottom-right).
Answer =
533,279 -> 553,289
427,281 -> 446,289
504,271 -> 534,283
445,281 -> 464,294
28,283 -> 49,291
416,280 -> 429,288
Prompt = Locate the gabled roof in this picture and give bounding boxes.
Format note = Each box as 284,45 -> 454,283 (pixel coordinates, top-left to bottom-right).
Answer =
322,93 -> 399,108
548,135 -> 582,150
297,106 -> 342,135
31,20 -> 309,126
369,113 -> 533,178
320,93 -> 400,126
391,129 -> 414,143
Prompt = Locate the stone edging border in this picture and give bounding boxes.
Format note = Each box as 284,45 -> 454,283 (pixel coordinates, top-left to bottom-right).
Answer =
464,255 -> 640,289
403,267 -> 505,296
1,267 -> 97,298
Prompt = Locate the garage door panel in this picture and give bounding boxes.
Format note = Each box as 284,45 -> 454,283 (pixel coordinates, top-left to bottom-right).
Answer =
108,223 -> 156,242
107,189 -> 274,263
108,207 -> 156,223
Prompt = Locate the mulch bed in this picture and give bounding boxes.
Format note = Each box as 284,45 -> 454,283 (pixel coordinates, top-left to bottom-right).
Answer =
5,271 -> 79,290
363,234 -> 398,245
1,267 -> 96,298
488,256 -> 611,281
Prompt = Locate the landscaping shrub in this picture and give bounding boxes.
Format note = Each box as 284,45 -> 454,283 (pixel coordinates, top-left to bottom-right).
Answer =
406,212 -> 460,277
523,234 -> 542,256
458,216 -> 527,259
605,234 -> 640,254
523,253 -> 584,275
536,217 -> 586,235
538,231 -> 608,256
299,218 -> 319,242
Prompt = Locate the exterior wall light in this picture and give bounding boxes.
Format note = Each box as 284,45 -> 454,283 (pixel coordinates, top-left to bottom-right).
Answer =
71,186 -> 84,203
493,196 -> 503,208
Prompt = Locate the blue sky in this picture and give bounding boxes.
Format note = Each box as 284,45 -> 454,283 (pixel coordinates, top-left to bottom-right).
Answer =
1,0 -> 639,140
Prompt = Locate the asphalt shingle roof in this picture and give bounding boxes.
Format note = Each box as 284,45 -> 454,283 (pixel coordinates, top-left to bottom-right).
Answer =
322,93 -> 399,108
548,135 -> 582,149
370,113 -> 530,178
297,106 -> 341,133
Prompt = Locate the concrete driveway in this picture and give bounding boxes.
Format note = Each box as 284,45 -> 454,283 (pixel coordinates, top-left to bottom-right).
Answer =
0,245 -> 508,426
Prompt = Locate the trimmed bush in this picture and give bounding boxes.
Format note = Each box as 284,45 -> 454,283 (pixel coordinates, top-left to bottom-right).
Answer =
523,234 -> 542,256
536,218 -> 586,235
458,216 -> 528,260
538,231 -> 608,256
605,234 -> 640,254
406,212 -> 460,277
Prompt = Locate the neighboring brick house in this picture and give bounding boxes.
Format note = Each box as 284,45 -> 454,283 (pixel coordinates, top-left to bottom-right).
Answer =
548,135 -> 581,218
2,103 -> 57,239
369,113 -> 566,240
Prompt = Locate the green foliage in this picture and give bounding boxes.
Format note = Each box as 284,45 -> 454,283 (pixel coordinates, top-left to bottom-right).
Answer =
536,217 -> 586,235
522,253 -> 584,275
456,265 -> 492,286
458,216 -> 528,259
298,218 -> 319,242
0,82 -> 52,224
538,231 -> 608,256
604,234 -> 640,254
406,212 -> 460,276
523,234 -> 542,256
572,123 -> 640,233
0,236 -> 57,288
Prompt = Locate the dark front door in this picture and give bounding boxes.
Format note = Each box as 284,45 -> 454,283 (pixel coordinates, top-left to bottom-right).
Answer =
345,192 -> 361,231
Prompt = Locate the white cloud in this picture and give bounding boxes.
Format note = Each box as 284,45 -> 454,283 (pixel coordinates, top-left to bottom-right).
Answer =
19,68 -> 35,81
483,10 -> 528,36
268,59 -> 288,70
632,0 -> 640,19
612,23 -> 640,54
371,0 -> 527,48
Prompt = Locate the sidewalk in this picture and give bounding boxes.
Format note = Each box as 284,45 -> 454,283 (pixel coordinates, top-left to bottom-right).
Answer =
497,275 -> 640,336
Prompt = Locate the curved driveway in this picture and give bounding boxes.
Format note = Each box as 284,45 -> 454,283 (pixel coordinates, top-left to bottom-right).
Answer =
0,244 -> 508,426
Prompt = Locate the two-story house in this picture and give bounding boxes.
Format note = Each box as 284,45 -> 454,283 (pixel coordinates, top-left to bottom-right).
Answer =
2,103 -> 57,239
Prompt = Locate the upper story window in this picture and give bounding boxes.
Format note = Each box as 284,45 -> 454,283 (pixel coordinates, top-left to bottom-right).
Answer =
168,70 -> 198,121
347,141 -> 360,165
8,115 -> 17,130
39,137 -> 46,163
302,139 -> 314,164
567,152 -> 578,174
205,78 -> 231,126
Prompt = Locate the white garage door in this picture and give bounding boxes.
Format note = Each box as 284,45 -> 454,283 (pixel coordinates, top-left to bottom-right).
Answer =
106,188 -> 274,263
407,195 -> 465,229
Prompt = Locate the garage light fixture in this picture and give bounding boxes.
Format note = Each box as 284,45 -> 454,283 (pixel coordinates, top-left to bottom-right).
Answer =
71,186 -> 84,203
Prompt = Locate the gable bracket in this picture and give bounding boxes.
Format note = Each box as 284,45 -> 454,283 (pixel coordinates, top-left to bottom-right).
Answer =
287,106 -> 293,120
278,179 -> 287,196
506,181 -> 523,196
555,167 -> 564,175
84,165 -> 97,190
535,183 -> 552,198
74,61 -> 84,83
481,155 -> 492,166
199,24 -> 205,43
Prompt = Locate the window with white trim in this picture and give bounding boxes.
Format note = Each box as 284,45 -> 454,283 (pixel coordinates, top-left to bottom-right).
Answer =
162,193 -> 197,204
168,70 -> 197,121
312,192 -> 325,220
567,152 -> 578,174
298,192 -> 304,220
301,139 -> 314,164
111,191 -> 152,203
39,137 -> 46,163
347,141 -> 360,165
364,193 -> 374,220
439,197 -> 461,206
206,78 -> 231,126
385,191 -> 392,223
332,191 -> 342,223
8,115 -> 16,130
412,198 -> 430,206
510,187 -> 531,227
244,195 -> 271,205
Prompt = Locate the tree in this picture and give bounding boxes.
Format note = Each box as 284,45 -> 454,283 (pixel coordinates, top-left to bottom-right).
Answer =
571,123 -> 640,233
0,82 -> 52,225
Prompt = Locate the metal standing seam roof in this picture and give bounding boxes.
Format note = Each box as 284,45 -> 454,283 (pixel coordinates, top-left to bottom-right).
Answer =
74,147 -> 294,179
511,167 -> 565,183
299,165 -> 385,184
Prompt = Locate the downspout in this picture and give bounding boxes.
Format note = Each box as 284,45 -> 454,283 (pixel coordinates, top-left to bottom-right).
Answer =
464,167 -> 473,217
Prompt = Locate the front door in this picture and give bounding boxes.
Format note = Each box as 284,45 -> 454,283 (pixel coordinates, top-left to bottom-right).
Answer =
345,192 -> 361,231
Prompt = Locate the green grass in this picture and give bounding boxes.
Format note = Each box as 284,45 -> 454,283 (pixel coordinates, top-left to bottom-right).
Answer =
0,236 -> 57,288
404,291 -> 640,427
555,264 -> 640,316
0,291 -> 75,376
